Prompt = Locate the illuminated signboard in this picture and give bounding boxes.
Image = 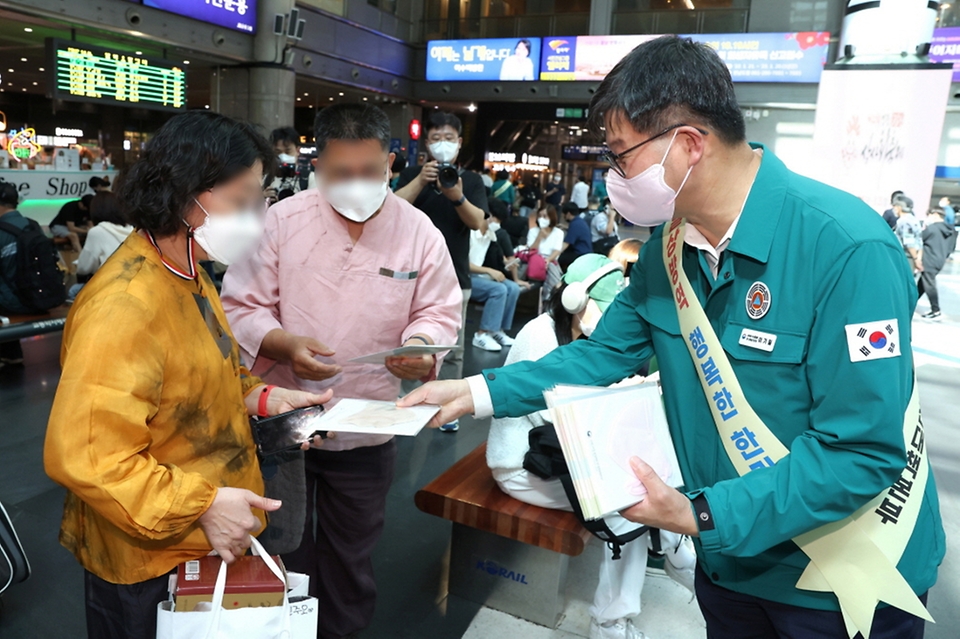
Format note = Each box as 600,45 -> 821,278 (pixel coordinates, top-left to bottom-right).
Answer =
143,0 -> 257,34
561,144 -> 605,161
4,128 -> 42,162
47,39 -> 186,112
541,32 -> 831,83
427,38 -> 542,81
929,27 -> 960,81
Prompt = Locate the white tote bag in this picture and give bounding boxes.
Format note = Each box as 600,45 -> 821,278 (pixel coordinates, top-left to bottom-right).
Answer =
156,536 -> 318,639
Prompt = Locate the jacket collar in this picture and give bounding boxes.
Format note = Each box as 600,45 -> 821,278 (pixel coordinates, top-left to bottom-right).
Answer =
726,143 -> 788,265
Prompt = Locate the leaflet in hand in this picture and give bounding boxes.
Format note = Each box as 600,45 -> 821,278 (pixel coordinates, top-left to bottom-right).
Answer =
317,398 -> 440,437
348,345 -> 456,364
545,383 -> 684,520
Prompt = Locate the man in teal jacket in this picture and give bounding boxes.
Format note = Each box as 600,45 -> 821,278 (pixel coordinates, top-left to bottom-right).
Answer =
402,36 -> 944,638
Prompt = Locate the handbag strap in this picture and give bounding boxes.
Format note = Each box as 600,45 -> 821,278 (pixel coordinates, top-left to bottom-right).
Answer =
204,535 -> 291,638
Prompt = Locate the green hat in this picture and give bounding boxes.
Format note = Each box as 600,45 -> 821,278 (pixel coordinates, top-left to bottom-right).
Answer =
563,254 -> 626,312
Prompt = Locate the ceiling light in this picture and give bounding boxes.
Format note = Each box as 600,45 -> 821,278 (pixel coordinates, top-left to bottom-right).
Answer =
135,51 -> 142,55
24,27 -> 33,33
21,88 -> 26,91
362,97 -> 368,101
38,67 -> 44,72
20,58 -> 27,62
338,92 -> 344,96
296,97 -> 301,101
303,92 -> 308,96
328,97 -> 334,101
7,69 -> 12,73
32,81 -> 37,85
183,60 -> 190,64
467,103 -> 477,112
204,104 -> 210,109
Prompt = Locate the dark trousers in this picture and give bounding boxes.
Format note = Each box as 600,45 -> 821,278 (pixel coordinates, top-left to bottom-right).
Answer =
0,339 -> 23,361
283,439 -> 398,639
558,246 -> 585,272
695,567 -> 927,639
84,569 -> 172,639
917,268 -> 941,312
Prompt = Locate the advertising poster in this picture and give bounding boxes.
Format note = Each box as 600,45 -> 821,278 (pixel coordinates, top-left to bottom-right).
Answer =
928,27 -> 960,81
809,66 -> 953,216
427,38 -> 542,81
540,32 -> 830,83
144,0 -> 257,34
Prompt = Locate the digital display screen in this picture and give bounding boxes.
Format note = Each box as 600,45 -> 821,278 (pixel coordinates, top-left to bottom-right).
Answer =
427,38 -> 542,81
541,32 -> 830,83
929,27 -> 960,82
561,144 -> 605,161
47,39 -> 186,112
143,0 -> 257,34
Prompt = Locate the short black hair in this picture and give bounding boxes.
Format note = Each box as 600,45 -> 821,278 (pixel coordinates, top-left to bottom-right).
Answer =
488,197 -> 508,221
0,182 -> 18,207
391,154 -> 407,174
270,126 -> 300,146
89,176 -> 105,189
117,110 -> 274,237
589,36 -> 745,145
315,104 -> 391,153
89,192 -> 126,226
496,170 -> 509,181
80,194 -> 94,209
425,111 -> 462,136
891,190 -> 904,204
561,202 -> 580,217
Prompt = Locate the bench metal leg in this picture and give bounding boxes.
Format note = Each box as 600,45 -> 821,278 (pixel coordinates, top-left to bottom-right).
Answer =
447,522 -> 569,628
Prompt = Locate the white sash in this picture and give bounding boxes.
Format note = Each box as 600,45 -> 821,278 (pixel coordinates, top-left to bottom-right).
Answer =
662,218 -> 932,639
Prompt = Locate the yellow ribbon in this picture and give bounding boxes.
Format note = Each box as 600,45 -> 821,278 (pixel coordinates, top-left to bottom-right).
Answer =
662,218 -> 932,639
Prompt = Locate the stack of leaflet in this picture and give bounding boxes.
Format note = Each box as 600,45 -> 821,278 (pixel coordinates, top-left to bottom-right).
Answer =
544,383 -> 684,521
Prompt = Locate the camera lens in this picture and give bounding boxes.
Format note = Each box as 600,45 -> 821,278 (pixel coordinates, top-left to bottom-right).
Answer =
438,164 -> 459,189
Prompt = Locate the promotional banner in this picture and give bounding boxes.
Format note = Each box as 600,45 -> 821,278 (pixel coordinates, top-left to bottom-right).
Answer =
540,32 -> 830,83
426,38 -> 542,81
143,0 -> 257,33
928,27 -> 960,81
808,66 -> 953,216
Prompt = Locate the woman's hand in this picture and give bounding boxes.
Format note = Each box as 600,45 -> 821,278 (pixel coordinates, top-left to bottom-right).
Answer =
198,487 -> 281,563
247,387 -> 335,448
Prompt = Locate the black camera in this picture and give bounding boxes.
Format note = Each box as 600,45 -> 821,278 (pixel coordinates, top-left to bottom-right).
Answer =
277,163 -> 299,179
437,163 -> 459,189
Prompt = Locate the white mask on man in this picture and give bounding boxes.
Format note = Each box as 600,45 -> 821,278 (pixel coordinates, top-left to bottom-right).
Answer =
278,153 -> 297,164
324,174 -> 388,223
429,141 -> 459,164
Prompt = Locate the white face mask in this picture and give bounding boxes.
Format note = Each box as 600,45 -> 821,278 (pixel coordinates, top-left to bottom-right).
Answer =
278,153 -> 297,164
324,175 -> 388,223
488,222 -> 501,232
192,199 -> 264,265
429,141 -> 459,164
578,299 -> 603,337
537,217 -> 550,229
553,177 -> 562,184
606,130 -> 693,227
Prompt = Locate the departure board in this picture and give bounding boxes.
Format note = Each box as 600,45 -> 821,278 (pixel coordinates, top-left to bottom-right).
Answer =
46,39 -> 186,112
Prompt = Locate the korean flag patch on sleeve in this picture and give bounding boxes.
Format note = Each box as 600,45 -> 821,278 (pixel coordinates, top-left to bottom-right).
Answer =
845,319 -> 901,362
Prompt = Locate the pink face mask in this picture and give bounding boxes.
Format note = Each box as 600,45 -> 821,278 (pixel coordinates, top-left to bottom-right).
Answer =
606,131 -> 693,227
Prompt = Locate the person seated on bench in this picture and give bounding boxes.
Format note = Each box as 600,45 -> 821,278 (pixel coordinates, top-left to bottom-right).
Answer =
486,254 -> 696,639
49,193 -> 93,253
608,238 -> 642,283
468,212 -> 522,354
484,198 -> 531,290
69,192 -> 135,300
0,182 -> 31,367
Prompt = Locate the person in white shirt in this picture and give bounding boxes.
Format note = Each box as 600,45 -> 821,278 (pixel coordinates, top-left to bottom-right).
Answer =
487,254 -> 696,639
571,176 -> 590,211
499,39 -> 535,81
527,205 -> 565,262
469,221 -> 521,352
76,192 -> 134,276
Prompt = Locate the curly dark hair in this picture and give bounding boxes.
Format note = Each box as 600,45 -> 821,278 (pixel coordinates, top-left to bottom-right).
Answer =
117,111 -> 275,237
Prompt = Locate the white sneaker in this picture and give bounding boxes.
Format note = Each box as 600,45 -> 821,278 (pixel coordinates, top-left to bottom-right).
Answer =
472,332 -> 502,352
589,618 -> 650,639
663,536 -> 697,596
491,330 -> 515,347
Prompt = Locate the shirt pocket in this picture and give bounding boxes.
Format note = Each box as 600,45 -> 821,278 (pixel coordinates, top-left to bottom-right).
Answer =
720,321 -> 808,365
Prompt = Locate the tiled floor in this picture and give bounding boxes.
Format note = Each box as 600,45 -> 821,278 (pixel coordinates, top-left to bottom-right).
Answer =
1,258 -> 959,639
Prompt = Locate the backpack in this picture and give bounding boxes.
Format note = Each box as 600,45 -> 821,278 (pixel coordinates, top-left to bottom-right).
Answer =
0,219 -> 67,312
523,424 -> 654,559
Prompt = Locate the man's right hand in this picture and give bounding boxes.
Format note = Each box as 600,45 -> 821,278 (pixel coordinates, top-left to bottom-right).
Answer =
418,161 -> 440,188
397,379 -> 475,428
488,268 -> 506,282
285,334 -> 341,381
198,488 -> 281,564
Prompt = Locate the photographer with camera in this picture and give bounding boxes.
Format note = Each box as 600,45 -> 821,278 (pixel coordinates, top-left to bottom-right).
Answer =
265,127 -> 311,204
395,112 -> 488,431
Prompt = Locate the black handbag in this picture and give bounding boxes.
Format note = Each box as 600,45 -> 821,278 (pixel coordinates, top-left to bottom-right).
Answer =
0,500 -> 31,595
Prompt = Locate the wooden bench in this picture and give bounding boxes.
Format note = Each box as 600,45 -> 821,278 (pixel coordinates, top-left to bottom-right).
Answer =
0,305 -> 71,343
415,443 -> 592,627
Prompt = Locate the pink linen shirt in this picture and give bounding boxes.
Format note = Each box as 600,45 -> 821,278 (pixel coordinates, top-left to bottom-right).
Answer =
221,189 -> 462,451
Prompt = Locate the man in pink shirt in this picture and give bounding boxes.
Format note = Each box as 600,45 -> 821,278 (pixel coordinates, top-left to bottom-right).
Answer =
221,104 -> 461,639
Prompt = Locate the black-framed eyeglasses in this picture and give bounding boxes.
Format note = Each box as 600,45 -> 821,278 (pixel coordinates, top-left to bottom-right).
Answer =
601,123 -> 708,178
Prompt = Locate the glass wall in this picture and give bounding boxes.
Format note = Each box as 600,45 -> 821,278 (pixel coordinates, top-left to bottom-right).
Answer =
612,0 -> 750,35
423,0 -> 590,40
